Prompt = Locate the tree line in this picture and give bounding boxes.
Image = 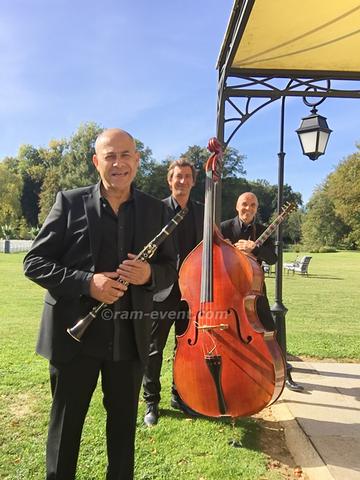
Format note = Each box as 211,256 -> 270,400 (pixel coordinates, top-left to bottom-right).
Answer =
301,148 -> 360,251
0,122 -> 358,250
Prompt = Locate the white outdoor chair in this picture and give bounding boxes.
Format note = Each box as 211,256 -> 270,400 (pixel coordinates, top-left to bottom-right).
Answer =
283,256 -> 312,275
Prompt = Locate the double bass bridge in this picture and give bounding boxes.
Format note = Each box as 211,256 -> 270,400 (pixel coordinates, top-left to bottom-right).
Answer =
197,323 -> 229,331
188,310 -> 229,345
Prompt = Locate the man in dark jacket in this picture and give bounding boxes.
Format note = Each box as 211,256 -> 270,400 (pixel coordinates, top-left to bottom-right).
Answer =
221,191 -> 277,331
142,158 -> 204,426
23,128 -> 177,480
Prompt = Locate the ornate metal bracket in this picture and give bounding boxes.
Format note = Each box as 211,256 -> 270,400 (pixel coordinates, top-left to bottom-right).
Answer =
217,76 -> 360,147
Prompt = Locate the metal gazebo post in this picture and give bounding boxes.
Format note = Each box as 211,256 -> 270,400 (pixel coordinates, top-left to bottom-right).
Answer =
270,96 -> 303,391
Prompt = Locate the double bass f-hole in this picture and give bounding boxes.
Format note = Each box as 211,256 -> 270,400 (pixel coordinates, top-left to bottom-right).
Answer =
228,308 -> 252,344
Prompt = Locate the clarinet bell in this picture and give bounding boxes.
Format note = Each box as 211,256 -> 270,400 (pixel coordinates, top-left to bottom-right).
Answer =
67,311 -> 96,342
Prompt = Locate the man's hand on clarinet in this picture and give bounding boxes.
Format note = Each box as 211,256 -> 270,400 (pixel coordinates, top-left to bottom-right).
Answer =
116,253 -> 152,285
234,239 -> 256,254
89,272 -> 128,304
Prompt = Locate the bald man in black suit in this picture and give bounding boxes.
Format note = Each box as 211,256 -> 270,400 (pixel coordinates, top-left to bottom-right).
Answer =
24,128 -> 177,480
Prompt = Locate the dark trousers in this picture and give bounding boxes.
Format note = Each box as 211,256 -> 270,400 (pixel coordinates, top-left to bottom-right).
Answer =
46,353 -> 143,480
257,294 -> 276,331
142,297 -> 188,405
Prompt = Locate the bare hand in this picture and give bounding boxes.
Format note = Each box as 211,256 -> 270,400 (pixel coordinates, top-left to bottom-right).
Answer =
116,253 -> 152,286
222,237 -> 233,246
234,239 -> 256,254
89,272 -> 127,303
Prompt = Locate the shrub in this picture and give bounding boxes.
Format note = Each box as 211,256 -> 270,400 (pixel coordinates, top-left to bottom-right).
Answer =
318,246 -> 337,253
287,243 -> 304,253
1,224 -> 15,240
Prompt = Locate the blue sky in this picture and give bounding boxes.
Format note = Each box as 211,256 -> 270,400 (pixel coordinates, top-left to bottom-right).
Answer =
2,0 -> 359,204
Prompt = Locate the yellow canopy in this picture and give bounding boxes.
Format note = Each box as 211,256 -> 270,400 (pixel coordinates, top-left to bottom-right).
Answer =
218,0 -> 360,79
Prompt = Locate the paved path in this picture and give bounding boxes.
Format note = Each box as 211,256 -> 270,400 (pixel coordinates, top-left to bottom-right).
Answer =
272,361 -> 360,480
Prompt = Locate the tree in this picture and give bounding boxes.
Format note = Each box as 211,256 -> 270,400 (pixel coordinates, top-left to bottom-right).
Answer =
134,141 -> 169,199
1,141 -> 66,227
17,144 -> 61,226
326,150 -> 360,248
57,123 -> 102,191
301,186 -> 348,250
0,163 -> 23,228
38,123 -> 103,220
301,147 -> 360,250
136,161 -> 169,200
38,168 -> 63,224
282,208 -> 304,245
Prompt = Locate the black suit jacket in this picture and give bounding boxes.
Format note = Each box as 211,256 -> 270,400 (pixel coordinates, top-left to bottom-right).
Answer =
221,216 -> 277,265
24,183 -> 177,365
163,196 -> 204,247
153,196 -> 204,305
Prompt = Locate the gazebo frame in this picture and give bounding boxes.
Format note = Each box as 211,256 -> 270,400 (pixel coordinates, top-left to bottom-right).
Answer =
216,0 -> 360,388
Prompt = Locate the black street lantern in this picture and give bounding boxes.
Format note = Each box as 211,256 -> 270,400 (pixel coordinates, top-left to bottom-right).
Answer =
296,107 -> 332,160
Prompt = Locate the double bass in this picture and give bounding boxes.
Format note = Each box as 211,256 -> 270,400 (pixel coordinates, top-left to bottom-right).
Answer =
173,138 -> 285,418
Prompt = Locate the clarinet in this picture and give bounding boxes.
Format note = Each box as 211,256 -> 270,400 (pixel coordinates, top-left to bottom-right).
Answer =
67,207 -> 188,342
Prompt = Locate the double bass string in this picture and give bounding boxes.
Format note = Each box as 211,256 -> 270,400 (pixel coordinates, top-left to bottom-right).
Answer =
199,163 -> 219,358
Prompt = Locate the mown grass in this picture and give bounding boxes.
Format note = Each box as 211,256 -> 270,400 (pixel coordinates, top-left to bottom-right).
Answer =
1,251 -> 359,479
268,251 -> 360,359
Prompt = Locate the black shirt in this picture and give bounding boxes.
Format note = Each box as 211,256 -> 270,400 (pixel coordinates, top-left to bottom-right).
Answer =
82,191 -> 139,362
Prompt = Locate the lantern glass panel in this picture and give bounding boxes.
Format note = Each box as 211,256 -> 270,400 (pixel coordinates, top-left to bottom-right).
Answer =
298,131 -> 317,154
317,130 -> 330,154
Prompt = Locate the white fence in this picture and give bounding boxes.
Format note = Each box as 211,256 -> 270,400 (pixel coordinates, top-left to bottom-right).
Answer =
0,239 -> 33,253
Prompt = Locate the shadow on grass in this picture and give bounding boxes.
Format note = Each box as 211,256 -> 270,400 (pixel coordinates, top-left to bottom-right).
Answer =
309,274 -> 344,280
146,405 -> 301,475
159,407 -> 260,448
284,274 -> 344,280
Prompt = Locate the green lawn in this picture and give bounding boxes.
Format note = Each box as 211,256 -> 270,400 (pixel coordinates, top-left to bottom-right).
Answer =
1,251 -> 359,479
268,250 -> 360,360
